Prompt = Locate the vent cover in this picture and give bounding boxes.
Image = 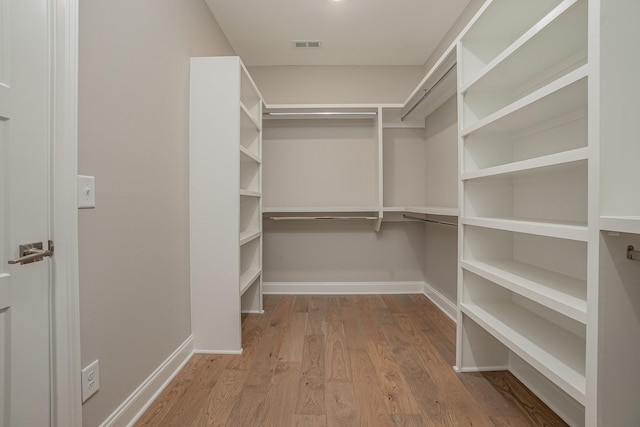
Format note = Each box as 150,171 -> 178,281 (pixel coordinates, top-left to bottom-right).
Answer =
293,40 -> 322,48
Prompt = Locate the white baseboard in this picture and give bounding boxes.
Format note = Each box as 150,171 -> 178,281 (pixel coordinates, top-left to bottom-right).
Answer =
99,336 -> 194,427
509,354 -> 585,427
262,281 -> 425,295
193,349 -> 243,355
262,281 -> 459,324
422,281 -> 457,322
454,365 -> 509,373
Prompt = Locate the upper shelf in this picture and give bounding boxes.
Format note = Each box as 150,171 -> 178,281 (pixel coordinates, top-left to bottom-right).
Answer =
461,66 -> 587,137
263,206 -> 379,214
400,46 -> 457,122
600,216 -> 640,235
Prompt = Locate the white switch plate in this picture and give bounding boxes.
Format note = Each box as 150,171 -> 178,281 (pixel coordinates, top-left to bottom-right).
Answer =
78,175 -> 96,208
81,359 -> 100,403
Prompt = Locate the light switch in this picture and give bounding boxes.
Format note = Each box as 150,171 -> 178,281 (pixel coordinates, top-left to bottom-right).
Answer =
78,175 -> 96,209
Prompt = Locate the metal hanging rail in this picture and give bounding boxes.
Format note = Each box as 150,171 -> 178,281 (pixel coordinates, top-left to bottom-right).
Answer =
401,63 -> 457,121
403,213 -> 458,228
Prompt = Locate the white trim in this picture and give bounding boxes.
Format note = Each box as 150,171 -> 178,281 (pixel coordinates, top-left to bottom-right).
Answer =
422,281 -> 457,322
453,365 -> 509,373
262,281 -> 426,295
99,336 -> 194,427
193,349 -> 244,355
50,0 -> 82,425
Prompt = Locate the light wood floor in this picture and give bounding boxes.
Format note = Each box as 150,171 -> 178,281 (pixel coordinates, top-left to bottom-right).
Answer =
135,294 -> 567,426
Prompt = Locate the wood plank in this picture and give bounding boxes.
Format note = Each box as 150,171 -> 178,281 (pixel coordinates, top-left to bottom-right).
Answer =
278,313 -> 307,362
295,379 -> 326,415
366,339 -> 421,414
223,373 -> 273,426
293,415 -> 327,427
189,368 -> 249,427
482,371 -> 568,426
347,349 -> 395,427
261,362 -> 301,426
292,295 -> 310,313
325,306 -> 351,382
139,355 -> 231,427
137,295 -> 569,427
326,382 -> 359,427
391,414 -> 428,427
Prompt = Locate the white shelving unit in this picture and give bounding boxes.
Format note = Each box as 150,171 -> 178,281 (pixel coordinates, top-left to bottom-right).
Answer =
456,1 -> 592,425
190,56 -> 263,353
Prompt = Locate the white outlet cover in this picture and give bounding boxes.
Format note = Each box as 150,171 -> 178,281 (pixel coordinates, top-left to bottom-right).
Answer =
78,175 -> 96,209
81,359 -> 100,402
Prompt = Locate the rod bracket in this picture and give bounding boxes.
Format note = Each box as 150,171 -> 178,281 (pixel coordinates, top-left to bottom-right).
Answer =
627,245 -> 640,261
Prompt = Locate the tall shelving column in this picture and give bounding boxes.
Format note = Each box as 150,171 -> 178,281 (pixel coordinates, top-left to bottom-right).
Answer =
190,56 -> 263,353
456,1 -> 591,425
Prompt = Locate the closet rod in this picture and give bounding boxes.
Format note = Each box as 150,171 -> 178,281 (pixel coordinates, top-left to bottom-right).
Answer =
263,111 -> 377,117
401,62 -> 457,121
403,214 -> 458,227
267,216 -> 378,221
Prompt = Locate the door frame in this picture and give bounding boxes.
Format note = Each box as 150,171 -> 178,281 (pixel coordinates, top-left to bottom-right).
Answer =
50,0 -> 82,425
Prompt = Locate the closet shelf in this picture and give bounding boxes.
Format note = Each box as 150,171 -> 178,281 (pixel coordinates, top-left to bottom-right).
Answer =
461,217 -> 588,242
263,206 -> 379,214
461,259 -> 587,323
404,206 -> 459,216
461,66 -> 588,137
241,104 -> 262,131
240,268 -> 261,296
240,146 -> 261,164
460,0 -> 586,94
600,216 -> 640,235
461,302 -> 586,405
240,230 -> 261,246
382,206 -> 459,216
240,190 -> 261,197
401,45 -> 457,121
461,148 -> 588,181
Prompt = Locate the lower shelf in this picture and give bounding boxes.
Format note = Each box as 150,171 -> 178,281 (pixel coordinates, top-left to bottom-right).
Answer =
461,259 -> 586,323
461,301 -> 586,404
240,268 -> 261,296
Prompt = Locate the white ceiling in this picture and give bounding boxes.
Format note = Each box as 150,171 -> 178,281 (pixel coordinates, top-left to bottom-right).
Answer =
205,0 -> 472,66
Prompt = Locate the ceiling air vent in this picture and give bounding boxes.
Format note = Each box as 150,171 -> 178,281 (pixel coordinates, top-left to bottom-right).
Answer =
293,40 -> 322,49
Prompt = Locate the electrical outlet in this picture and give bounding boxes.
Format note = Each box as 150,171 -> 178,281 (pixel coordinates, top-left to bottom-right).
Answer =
81,360 -> 100,403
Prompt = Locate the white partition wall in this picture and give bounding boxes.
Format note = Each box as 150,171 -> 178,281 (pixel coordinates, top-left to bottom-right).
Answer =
190,56 -> 263,353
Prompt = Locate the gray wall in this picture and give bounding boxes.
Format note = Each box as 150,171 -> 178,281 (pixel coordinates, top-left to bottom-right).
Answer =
423,96 -> 459,304
248,65 -> 425,104
78,1 -> 234,425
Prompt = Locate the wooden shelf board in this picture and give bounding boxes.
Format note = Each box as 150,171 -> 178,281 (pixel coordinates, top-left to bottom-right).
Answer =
461,302 -> 586,404
240,230 -> 261,246
462,259 -> 587,323
240,268 -> 261,296
462,148 -> 588,181
600,216 -> 640,235
461,66 -> 588,137
240,146 -> 261,164
462,217 -> 588,242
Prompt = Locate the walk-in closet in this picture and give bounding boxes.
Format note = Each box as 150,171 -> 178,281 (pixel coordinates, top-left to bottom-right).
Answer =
148,0 -> 640,426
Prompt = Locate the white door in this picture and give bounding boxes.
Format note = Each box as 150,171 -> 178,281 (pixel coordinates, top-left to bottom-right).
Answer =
1,0 -> 53,425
